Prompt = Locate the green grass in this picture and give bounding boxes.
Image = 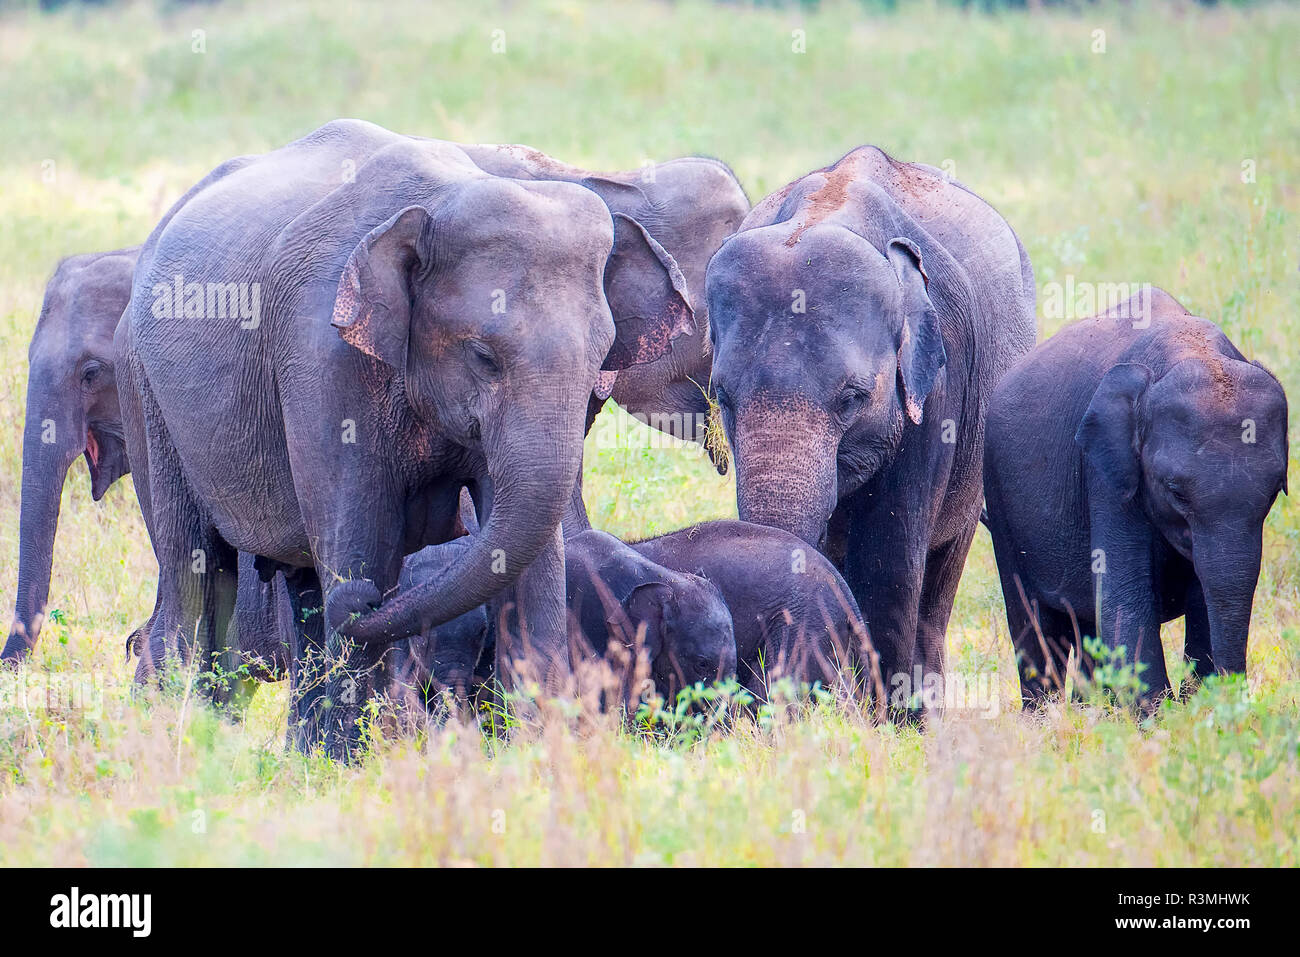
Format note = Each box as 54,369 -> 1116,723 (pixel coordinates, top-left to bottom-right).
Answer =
1,0 -> 1298,865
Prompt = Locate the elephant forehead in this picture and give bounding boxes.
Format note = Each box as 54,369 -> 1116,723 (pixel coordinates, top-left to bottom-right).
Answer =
781,161 -> 863,248
1156,359 -> 1280,425
441,178 -> 612,258
712,226 -> 889,319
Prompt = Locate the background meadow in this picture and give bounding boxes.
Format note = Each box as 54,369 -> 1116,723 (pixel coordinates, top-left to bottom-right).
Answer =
0,0 -> 1297,865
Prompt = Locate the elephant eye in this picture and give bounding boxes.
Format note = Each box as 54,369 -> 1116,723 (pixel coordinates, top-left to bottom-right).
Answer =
1165,480 -> 1189,504
81,362 -> 103,387
836,387 -> 869,421
465,340 -> 500,378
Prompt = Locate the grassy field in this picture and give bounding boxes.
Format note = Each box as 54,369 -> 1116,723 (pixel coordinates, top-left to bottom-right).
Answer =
1,0 -> 1298,865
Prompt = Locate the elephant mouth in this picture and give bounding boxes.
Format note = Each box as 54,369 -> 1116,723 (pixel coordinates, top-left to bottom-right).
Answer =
85,427 -> 100,471
84,423 -> 126,501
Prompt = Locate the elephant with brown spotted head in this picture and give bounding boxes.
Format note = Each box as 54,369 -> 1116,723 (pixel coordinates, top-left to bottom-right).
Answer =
705,147 -> 1036,717
984,288 -> 1288,706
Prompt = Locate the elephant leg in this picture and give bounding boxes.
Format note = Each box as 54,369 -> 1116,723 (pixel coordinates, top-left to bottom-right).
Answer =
133,597 -> 170,685
1182,577 -> 1215,685
915,521 -> 979,703
321,573 -> 393,761
991,541 -> 1046,704
135,384 -> 239,691
1087,476 -> 1170,705
843,538 -> 925,719
1016,604 -> 1086,706
494,524 -> 570,696
283,568 -> 327,752
841,483 -> 932,721
202,554 -> 240,707
126,586 -> 162,666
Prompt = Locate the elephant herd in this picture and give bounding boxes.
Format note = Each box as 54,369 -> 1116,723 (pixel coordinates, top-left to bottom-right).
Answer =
6,120 -> 1289,756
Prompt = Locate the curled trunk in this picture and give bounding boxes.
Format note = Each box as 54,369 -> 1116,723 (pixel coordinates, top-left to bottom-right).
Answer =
338,407 -> 583,645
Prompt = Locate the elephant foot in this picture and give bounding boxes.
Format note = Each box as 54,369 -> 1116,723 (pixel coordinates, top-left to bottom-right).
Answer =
1,634 -> 32,665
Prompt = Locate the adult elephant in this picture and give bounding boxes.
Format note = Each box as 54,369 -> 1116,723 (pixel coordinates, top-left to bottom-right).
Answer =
457,143 -> 749,529
5,248 -> 138,660
705,146 -> 1036,714
117,119 -> 692,755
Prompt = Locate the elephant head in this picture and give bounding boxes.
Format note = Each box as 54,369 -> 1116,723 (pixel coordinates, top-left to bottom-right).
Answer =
591,573 -> 735,700
1076,355 -> 1289,672
328,171 -> 693,643
707,224 -> 946,548
639,577 -> 736,697
5,247 -> 138,660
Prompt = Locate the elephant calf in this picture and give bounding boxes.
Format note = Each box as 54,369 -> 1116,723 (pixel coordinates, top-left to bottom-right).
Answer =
630,520 -> 867,696
984,288 -> 1288,705
7,247 -> 138,661
565,530 -> 737,702
379,539 -> 490,713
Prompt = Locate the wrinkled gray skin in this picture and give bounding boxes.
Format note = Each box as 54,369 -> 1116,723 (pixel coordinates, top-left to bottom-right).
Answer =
565,529 -> 736,701
117,119 -> 693,757
5,248 -> 138,661
630,520 -> 864,696
457,144 -> 750,529
706,146 -> 1036,714
984,289 -> 1288,706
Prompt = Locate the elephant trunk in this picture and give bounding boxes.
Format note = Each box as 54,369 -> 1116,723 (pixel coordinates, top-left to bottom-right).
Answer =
5,395 -> 80,660
732,398 -> 838,548
338,400 -> 583,647
1193,527 -> 1263,675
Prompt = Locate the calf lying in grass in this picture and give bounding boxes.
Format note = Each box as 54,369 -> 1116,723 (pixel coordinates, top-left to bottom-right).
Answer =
631,520 -> 867,697
564,529 -> 737,704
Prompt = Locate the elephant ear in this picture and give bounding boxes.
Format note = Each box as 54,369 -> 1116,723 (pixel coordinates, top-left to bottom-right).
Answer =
600,213 -> 695,371
1252,358 -> 1289,495
330,206 -> 434,371
1075,362 -> 1151,502
624,581 -> 671,661
886,238 -> 947,425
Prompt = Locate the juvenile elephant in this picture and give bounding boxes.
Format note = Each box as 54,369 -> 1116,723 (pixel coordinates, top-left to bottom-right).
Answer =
457,144 -> 750,527
630,520 -> 865,696
5,247 -> 138,660
117,119 -> 693,756
565,529 -> 736,701
1,245 -> 300,699
705,146 -> 1036,712
983,288 -> 1288,705
379,539 -> 490,718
